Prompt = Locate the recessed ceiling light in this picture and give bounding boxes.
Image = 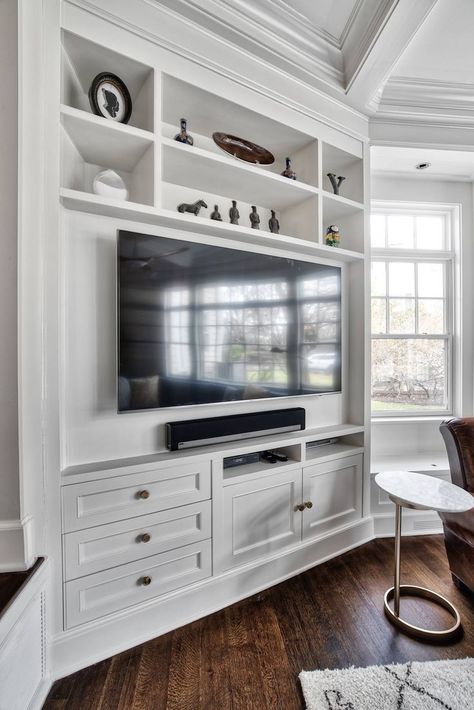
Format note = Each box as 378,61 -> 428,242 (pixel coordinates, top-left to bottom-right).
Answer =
415,162 -> 431,170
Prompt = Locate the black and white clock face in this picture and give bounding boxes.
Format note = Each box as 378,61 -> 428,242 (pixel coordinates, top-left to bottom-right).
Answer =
89,73 -> 132,124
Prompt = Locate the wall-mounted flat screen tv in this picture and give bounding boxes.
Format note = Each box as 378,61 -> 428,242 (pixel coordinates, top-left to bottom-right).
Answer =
118,230 -> 342,411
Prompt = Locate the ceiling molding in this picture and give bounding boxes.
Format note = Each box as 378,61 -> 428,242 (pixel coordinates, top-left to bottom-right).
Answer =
342,0 -> 397,88
371,168 -> 474,182
152,0 -> 345,92
377,76 -> 474,123
344,0 -> 439,113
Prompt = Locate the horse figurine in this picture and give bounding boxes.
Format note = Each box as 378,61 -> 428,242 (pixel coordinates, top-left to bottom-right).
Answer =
177,199 -> 208,216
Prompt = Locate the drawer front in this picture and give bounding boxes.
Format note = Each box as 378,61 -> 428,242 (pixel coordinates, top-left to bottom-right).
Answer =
62,461 -> 211,532
65,539 -> 212,628
63,500 -> 211,580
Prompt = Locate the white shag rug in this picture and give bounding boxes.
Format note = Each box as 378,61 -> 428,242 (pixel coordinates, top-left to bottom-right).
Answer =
300,657 -> 474,709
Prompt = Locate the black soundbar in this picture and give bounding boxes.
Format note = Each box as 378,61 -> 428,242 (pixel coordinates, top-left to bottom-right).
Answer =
166,407 -> 306,451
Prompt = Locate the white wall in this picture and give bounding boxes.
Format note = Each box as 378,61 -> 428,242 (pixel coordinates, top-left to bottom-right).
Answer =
370,174 -> 474,459
0,0 -> 20,521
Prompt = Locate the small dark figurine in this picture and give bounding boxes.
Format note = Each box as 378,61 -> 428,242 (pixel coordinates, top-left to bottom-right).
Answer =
281,157 -> 296,180
177,199 -> 207,216
327,173 -> 346,195
249,205 -> 260,229
268,210 -> 280,234
229,200 -> 240,225
102,88 -> 120,118
210,204 -> 222,221
174,118 -> 194,145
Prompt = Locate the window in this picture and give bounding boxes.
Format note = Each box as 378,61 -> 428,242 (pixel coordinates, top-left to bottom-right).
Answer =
371,204 -> 455,416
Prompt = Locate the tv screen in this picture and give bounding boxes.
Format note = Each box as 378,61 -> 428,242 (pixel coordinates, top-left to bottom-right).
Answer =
118,230 -> 342,412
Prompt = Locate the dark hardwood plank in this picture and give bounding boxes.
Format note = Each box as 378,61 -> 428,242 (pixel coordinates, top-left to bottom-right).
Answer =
43,536 -> 474,710
0,557 -> 44,618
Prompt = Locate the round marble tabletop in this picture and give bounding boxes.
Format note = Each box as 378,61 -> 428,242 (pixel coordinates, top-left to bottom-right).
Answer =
375,470 -> 474,513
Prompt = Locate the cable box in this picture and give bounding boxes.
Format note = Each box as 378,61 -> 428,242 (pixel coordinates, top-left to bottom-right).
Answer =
307,437 -> 339,448
223,452 -> 260,469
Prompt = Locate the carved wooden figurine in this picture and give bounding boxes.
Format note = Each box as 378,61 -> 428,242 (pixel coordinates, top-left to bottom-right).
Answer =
268,210 -> 280,234
177,199 -> 207,215
249,205 -> 260,229
229,200 -> 240,225
210,204 -> 222,221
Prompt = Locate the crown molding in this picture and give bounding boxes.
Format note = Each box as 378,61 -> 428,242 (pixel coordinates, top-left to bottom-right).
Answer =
342,0 -> 397,88
370,116 -> 474,151
151,0 -> 345,92
344,0 -> 439,113
377,76 -> 474,123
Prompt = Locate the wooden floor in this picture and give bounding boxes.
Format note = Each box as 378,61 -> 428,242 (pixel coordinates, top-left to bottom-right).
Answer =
0,557 -> 43,618
44,536 -> 474,709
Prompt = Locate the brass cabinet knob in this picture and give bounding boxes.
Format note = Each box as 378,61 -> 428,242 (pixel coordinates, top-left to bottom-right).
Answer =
137,489 -> 150,500
304,501 -> 313,509
139,575 -> 152,586
294,503 -> 305,512
139,532 -> 151,543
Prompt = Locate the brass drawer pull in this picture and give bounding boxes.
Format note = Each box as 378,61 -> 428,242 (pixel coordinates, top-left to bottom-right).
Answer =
137,489 -> 150,500
304,501 -> 313,509
294,503 -> 305,512
139,532 -> 151,543
138,575 -> 152,586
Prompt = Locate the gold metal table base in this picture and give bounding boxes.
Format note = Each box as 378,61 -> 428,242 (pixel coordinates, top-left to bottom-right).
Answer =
384,503 -> 462,643
384,584 -> 462,642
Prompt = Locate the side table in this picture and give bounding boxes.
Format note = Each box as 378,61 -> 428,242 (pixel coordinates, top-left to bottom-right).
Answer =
375,470 -> 474,642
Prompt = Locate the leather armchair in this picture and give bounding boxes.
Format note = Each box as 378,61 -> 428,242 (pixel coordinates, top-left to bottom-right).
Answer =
439,417 -> 474,594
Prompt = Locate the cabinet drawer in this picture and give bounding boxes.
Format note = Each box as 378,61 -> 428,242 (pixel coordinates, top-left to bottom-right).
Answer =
65,539 -> 211,628
63,500 -> 211,580
62,461 -> 211,532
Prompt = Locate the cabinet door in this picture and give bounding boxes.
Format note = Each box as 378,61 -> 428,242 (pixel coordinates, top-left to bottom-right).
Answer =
302,454 -> 363,540
215,469 -> 302,573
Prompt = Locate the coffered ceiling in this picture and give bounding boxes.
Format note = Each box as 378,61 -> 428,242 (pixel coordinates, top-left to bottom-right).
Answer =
153,0 -> 473,131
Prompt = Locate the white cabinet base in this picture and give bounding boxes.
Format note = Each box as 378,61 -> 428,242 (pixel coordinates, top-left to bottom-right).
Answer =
51,516 -> 373,681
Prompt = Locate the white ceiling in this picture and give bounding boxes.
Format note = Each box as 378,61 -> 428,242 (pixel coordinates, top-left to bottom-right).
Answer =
280,0 -> 358,43
371,146 -> 474,180
391,0 -> 474,84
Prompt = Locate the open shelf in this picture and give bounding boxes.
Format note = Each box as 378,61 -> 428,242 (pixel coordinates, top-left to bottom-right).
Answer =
61,30 -> 154,132
60,189 -> 365,262
162,75 -> 319,186
322,142 -> 364,204
306,442 -> 364,464
161,138 -> 318,210
322,193 -> 365,254
61,105 -> 154,173
222,444 -> 302,483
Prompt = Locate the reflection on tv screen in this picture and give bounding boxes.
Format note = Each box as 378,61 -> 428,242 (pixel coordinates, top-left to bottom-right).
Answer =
118,231 -> 342,411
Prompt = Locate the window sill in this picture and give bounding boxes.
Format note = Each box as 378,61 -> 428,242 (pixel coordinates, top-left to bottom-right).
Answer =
371,415 -> 451,424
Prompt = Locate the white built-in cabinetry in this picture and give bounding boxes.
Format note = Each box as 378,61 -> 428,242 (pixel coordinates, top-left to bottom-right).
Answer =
61,427 -> 366,631
49,6 -> 370,676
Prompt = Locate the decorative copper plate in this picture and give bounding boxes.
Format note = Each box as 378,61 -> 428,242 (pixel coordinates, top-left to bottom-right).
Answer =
212,132 -> 275,165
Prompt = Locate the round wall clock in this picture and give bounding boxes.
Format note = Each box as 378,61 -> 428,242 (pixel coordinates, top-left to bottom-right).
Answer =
88,72 -> 132,124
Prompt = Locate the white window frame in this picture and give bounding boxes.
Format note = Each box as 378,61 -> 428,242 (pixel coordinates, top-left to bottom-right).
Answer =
371,200 -> 459,419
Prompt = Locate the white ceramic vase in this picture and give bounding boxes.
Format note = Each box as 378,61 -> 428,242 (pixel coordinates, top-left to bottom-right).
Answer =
93,169 -> 128,201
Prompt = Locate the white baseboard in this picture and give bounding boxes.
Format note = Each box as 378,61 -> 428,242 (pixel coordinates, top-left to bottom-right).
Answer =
373,511 -> 443,538
0,516 -> 35,571
51,516 -> 374,680
27,676 -> 53,710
